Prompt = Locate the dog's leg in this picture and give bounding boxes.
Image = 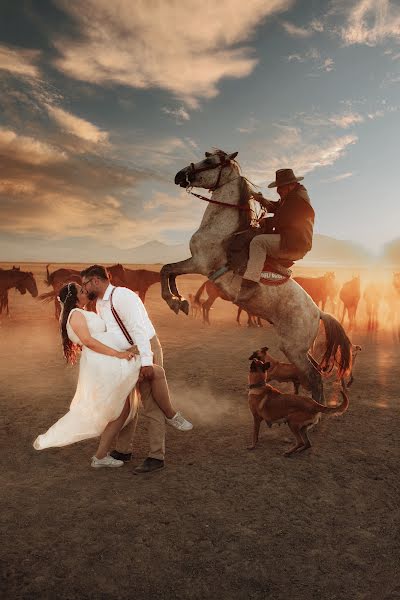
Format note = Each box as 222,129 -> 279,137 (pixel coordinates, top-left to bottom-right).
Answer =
283,421 -> 306,457
294,380 -> 300,395
247,414 -> 262,450
297,425 -> 312,452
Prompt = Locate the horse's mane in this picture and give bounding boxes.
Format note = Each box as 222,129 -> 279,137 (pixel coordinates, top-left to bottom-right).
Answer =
209,148 -> 254,230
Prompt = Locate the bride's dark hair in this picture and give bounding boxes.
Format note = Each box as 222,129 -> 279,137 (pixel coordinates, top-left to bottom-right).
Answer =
59,282 -> 81,365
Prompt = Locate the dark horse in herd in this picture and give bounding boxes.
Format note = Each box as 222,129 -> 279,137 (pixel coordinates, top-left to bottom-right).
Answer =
0,267 -> 38,315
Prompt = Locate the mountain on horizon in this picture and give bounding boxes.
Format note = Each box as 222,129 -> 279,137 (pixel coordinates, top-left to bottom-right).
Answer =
1,234 -> 374,265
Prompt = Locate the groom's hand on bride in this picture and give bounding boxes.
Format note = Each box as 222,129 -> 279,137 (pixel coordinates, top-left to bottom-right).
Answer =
140,366 -> 154,380
118,350 -> 135,360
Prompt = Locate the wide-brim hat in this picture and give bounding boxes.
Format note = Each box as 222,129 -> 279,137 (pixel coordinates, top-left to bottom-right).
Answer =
268,168 -> 304,188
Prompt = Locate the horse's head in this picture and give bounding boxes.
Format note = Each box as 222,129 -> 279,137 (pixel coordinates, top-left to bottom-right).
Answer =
16,283 -> 27,295
174,149 -> 239,191
20,271 -> 38,297
107,263 -> 126,286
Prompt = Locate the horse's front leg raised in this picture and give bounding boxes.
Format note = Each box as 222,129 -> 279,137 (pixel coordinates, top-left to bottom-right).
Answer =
160,257 -> 199,315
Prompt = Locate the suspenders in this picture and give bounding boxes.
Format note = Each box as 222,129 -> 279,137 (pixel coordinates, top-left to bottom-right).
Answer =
109,287 -> 134,346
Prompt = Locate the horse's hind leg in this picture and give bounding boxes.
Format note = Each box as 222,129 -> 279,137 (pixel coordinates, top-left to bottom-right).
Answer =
282,345 -> 324,405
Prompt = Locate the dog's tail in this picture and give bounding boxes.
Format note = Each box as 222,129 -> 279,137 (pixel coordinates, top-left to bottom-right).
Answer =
319,311 -> 352,378
318,389 -> 349,416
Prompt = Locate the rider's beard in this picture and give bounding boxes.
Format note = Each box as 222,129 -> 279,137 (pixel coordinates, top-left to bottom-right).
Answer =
87,291 -> 98,301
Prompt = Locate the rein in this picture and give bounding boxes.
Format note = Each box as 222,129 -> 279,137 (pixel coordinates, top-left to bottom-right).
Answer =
187,189 -> 251,211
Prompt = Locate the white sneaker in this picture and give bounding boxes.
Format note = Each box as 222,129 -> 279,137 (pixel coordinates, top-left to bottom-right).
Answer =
166,411 -> 193,431
91,453 -> 124,468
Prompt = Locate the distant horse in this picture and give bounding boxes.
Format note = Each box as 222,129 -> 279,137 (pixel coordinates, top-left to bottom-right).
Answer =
0,267 -> 38,315
40,264 -> 82,319
188,292 -> 202,318
194,280 -> 262,327
294,272 -> 336,312
0,267 -> 26,315
340,276 -> 361,331
389,272 -> 400,341
107,264 -> 161,303
363,282 -> 382,331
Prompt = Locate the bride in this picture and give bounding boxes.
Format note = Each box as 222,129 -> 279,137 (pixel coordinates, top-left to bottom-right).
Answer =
33,282 -> 190,468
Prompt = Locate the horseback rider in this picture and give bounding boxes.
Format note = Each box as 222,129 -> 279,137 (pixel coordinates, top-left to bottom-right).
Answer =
237,168 -> 315,302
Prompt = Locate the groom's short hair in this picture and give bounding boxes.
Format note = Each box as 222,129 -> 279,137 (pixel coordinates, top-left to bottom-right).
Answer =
80,265 -> 109,280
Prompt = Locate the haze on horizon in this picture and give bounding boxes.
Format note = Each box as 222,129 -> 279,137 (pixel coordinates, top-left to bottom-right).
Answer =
0,0 -> 399,261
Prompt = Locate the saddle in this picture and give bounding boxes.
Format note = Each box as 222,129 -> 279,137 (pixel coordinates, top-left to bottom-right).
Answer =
226,228 -> 293,286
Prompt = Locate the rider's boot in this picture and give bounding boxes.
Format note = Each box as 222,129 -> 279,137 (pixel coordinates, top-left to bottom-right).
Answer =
236,278 -> 260,304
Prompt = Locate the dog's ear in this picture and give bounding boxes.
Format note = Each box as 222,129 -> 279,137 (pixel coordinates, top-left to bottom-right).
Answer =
261,346 -> 269,353
263,362 -> 271,371
248,351 -> 257,360
250,359 -> 264,372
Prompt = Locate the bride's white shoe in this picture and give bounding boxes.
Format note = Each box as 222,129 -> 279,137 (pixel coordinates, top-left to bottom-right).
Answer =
91,453 -> 124,468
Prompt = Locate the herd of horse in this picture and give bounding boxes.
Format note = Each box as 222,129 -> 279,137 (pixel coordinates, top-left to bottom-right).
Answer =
189,271 -> 398,333
0,264 -> 398,337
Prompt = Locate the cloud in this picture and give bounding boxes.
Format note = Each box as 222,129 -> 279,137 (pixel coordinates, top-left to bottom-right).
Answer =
0,124 -> 203,247
285,47 -> 334,73
46,105 -> 109,143
281,21 -> 313,37
52,0 -> 294,107
281,17 -> 325,38
328,112 -> 364,128
320,172 -> 353,183
0,127 -> 67,165
340,0 -> 400,46
320,57 -> 335,72
248,133 -> 358,183
161,106 -> 190,124
0,43 -> 41,78
237,116 -> 259,134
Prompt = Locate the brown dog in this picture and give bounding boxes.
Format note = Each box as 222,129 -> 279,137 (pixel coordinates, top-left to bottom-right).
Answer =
247,357 -> 349,457
249,346 -> 310,394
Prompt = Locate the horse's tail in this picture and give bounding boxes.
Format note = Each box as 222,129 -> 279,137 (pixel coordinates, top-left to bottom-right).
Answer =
319,312 -> 352,378
38,290 -> 55,303
318,389 -> 349,416
194,281 -> 208,304
45,264 -> 52,286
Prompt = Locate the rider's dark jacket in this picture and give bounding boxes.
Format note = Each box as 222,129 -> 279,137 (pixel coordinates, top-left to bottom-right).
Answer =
259,184 -> 314,256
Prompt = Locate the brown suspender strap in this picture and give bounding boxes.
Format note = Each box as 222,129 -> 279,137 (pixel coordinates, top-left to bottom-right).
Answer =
110,288 -> 134,346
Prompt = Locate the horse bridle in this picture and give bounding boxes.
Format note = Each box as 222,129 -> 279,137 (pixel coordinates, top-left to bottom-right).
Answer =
185,156 -> 251,212
186,155 -> 237,192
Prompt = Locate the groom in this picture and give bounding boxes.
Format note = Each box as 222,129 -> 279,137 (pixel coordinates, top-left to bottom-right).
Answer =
81,264 -> 166,474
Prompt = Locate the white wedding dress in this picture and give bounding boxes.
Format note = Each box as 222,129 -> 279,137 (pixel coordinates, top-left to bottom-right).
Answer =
33,308 -> 141,450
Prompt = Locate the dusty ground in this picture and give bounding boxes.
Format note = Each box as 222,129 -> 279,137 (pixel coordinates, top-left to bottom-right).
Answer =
1,263 -> 399,600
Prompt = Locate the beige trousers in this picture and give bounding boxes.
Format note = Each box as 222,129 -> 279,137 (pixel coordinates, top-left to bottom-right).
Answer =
243,234 -> 304,282
113,335 -> 166,460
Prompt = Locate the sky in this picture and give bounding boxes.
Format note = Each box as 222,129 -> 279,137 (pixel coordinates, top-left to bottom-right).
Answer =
0,0 -> 400,261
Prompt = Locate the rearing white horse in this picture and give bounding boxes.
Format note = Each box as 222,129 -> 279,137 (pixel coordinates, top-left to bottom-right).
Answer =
160,150 -> 352,403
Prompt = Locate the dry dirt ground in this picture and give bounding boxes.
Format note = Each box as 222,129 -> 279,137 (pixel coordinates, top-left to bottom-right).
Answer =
1,263 -> 399,600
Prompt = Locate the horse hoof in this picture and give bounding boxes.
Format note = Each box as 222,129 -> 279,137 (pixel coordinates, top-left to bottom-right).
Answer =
179,299 -> 189,315
169,297 -> 181,314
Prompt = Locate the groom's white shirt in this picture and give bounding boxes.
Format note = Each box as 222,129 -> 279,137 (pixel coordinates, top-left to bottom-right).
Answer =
96,284 -> 155,366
